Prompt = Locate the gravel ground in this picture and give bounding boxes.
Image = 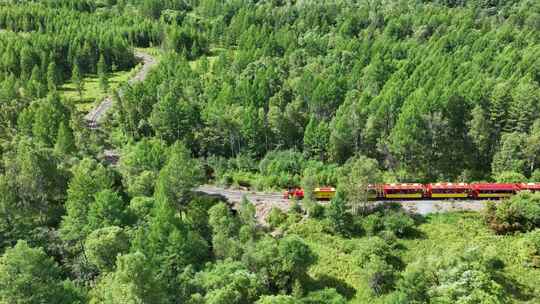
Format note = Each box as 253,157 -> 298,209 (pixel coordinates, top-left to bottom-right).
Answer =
196,185 -> 490,222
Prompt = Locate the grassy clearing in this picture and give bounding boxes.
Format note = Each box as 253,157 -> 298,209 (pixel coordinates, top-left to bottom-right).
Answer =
59,69 -> 133,112
288,213 -> 540,303
60,47 -> 162,112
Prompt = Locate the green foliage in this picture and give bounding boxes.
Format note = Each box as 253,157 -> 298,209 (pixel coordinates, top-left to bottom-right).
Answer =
485,191 -> 540,233
71,63 -> 84,99
518,229 -> 540,268
302,288 -> 347,304
383,211 -> 415,238
338,155 -> 382,215
267,207 -> 287,229
191,260 -> 266,304
54,121 -> 76,155
97,54 -> 109,92
3,1 -> 540,302
325,191 -> 352,236
119,138 -> 168,197
90,252 -> 166,304
0,138 -> 68,247
154,142 -> 203,207
88,190 -> 128,231
242,235 -> 317,293
492,132 -> 527,176
0,241 -> 75,304
256,295 -> 301,304
208,202 -> 242,259
365,255 -> 395,296
494,171 -> 527,183
428,249 -> 507,303
60,158 -> 113,242
85,226 -> 129,273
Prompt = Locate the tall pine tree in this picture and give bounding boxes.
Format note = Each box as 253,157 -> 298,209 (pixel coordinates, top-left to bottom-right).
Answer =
98,54 -> 109,93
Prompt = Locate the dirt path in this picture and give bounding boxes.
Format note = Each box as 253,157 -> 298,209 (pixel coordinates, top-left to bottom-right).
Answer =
84,51 -> 157,128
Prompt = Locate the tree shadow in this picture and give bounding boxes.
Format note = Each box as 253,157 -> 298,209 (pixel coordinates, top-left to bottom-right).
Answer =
302,273 -> 356,299
494,272 -> 537,302
192,191 -> 229,203
401,227 -> 427,240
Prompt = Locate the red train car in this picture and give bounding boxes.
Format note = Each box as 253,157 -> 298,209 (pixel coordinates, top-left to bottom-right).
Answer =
383,183 -> 424,199
283,188 -> 304,199
283,182 -> 540,201
426,182 -> 470,199
471,183 -> 518,199
518,182 -> 540,192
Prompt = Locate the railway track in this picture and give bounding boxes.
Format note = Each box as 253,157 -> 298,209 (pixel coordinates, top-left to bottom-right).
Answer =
196,185 -> 489,216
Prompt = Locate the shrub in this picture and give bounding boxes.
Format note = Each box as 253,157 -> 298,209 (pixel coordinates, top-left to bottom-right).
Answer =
259,150 -> 305,177
302,288 -> 347,304
383,211 -> 414,237
256,295 -> 301,304
518,229 -> 540,268
303,200 -> 324,219
353,237 -> 394,267
267,207 -> 287,229
485,191 -> 540,234
232,171 -> 256,188
363,213 -> 384,236
365,255 -> 395,296
325,191 -> 352,236
494,171 -> 527,183
531,169 -> 540,182
85,226 -> 130,272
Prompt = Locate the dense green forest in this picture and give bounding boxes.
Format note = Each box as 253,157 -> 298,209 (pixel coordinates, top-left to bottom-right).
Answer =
0,0 -> 540,303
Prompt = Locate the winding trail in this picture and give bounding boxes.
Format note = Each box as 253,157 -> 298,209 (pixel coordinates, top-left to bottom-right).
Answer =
84,51 -> 157,128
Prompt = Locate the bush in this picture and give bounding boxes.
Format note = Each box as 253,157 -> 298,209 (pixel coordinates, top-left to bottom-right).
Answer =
363,213 -> 384,236
383,211 -> 414,237
303,200 -> 325,219
485,191 -> 540,234
494,171 -> 527,183
259,150 -> 305,177
232,171 -> 256,188
85,226 -> 129,272
256,295 -> 301,304
353,237 -> 394,267
518,229 -> 540,268
302,288 -> 347,304
267,207 -> 287,229
258,150 -> 305,188
325,191 -> 352,236
531,169 -> 540,182
365,256 -> 395,296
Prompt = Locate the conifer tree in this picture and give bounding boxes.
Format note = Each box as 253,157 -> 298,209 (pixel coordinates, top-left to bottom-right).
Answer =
46,62 -> 59,92
54,121 -> 76,155
98,54 -> 109,93
72,63 -> 84,100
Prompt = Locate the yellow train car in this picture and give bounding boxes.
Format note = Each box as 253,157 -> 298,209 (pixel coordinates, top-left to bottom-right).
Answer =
427,182 -> 470,199
313,187 -> 336,200
383,183 -> 425,199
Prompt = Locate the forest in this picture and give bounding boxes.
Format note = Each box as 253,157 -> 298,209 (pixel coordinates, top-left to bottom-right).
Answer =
0,0 -> 539,303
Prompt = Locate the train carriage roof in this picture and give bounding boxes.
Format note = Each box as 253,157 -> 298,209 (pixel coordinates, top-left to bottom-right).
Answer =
471,183 -> 518,190
519,183 -> 540,190
383,183 -> 424,190
427,182 -> 469,189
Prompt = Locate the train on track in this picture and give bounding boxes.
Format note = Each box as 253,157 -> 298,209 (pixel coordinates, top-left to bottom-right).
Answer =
283,182 -> 540,201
